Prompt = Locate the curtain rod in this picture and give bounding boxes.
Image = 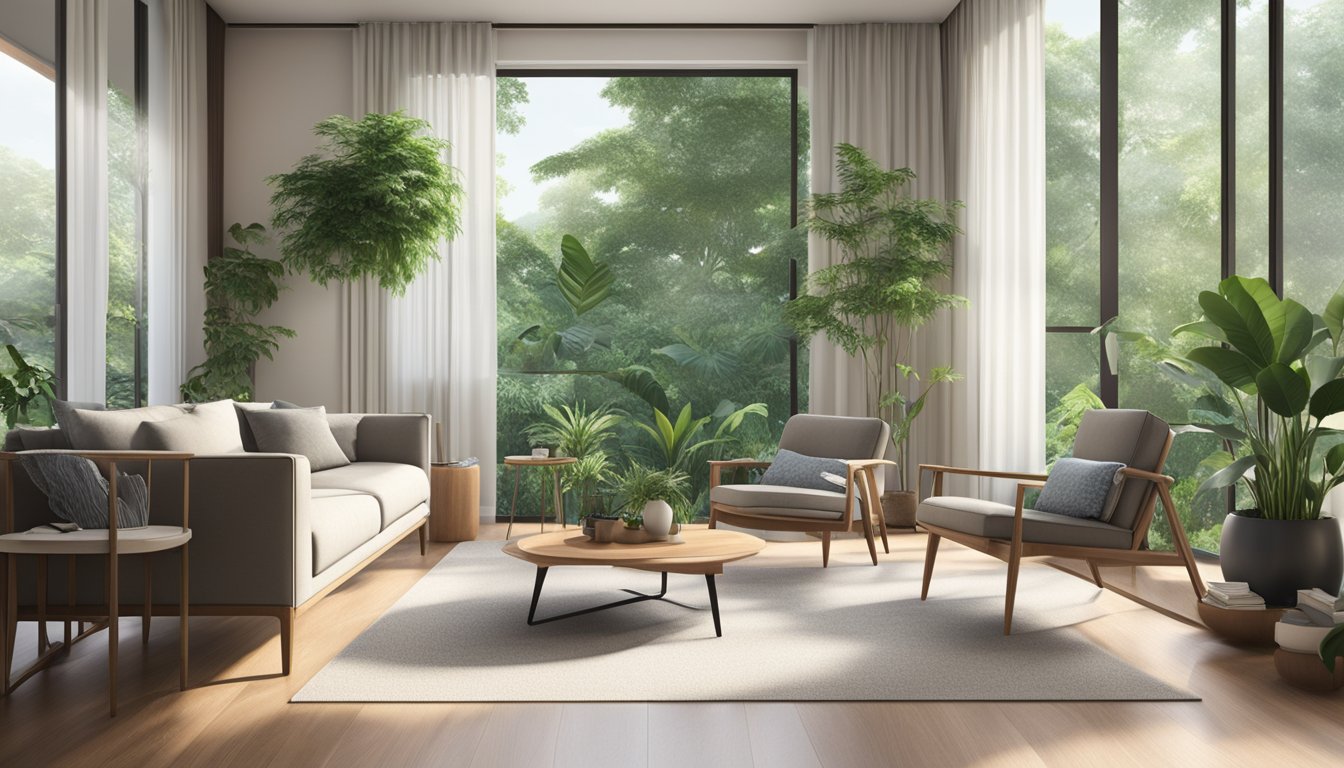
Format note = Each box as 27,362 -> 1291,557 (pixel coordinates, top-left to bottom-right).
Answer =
225,23 -> 815,30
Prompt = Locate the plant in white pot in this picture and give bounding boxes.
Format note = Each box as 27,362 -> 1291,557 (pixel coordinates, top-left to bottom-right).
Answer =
1144,276 -> 1344,606
784,143 -> 965,527
613,464 -> 690,541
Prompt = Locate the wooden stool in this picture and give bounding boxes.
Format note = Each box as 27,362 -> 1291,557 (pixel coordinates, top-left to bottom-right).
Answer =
503,456 -> 577,539
429,463 -> 480,542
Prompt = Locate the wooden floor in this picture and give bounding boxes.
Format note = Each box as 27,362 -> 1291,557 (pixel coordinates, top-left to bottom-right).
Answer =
2,522 -> 1342,768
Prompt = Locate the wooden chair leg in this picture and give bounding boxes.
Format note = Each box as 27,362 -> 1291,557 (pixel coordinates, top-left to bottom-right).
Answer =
108,550 -> 119,717
867,472 -> 889,554
278,608 -> 295,676
1087,560 -> 1104,589
921,533 -> 940,600
418,522 -> 427,556
142,555 -> 152,646
707,508 -> 718,529
1158,483 -> 1206,599
1004,543 -> 1022,636
821,532 -> 831,568
860,513 -> 879,566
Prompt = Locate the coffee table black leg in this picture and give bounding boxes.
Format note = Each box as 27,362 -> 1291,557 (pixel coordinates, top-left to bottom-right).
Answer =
705,574 -> 722,637
527,567 -> 549,625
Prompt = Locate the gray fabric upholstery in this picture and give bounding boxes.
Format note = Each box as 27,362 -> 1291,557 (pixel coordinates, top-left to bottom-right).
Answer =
52,399 -> 104,431
60,404 -> 185,450
759,449 -> 851,492
325,413 -> 362,463
4,427 -> 72,451
917,495 -> 1133,549
712,483 -> 862,520
310,489 -> 382,574
354,414 -> 432,473
233,401 -> 272,452
778,414 -> 889,460
139,399 -> 245,454
245,408 -> 350,472
1070,409 -> 1170,531
311,461 -> 430,529
1035,457 -> 1126,520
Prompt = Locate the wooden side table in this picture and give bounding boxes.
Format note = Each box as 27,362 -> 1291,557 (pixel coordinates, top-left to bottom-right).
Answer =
503,456 -> 577,539
429,463 -> 480,542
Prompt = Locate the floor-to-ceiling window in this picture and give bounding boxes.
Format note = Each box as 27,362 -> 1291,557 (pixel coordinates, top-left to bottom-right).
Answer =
495,72 -> 804,522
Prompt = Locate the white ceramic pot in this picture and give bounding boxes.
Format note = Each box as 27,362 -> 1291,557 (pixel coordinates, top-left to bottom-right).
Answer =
641,500 -> 674,541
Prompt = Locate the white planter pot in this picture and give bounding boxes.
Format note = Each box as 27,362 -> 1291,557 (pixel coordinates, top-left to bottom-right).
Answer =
641,500 -> 674,541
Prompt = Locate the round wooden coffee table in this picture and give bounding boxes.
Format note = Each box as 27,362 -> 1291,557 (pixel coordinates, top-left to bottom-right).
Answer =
503,528 -> 765,637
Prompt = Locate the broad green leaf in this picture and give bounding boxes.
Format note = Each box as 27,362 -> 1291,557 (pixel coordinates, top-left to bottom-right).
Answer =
1326,443 -> 1344,475
598,366 -> 669,415
1171,319 -> 1228,342
1306,356 -> 1344,394
1202,281 -> 1272,366
1277,299 -> 1315,363
1322,625 -> 1344,672
556,235 -> 613,316
1310,378 -> 1344,421
1324,281 -> 1344,346
1197,454 -> 1256,495
1226,276 -> 1286,362
1185,346 -> 1261,392
1256,362 -> 1311,417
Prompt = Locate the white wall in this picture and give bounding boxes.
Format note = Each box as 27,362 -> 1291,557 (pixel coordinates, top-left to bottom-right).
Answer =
222,27 -> 352,409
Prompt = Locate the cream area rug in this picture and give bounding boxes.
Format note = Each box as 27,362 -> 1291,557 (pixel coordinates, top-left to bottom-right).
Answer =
293,540 -> 1196,702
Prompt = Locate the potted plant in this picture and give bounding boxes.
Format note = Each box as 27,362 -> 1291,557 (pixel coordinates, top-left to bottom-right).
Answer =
784,143 -> 965,527
525,402 -> 620,520
612,463 -> 690,541
0,344 -> 56,428
1159,276 -> 1344,606
268,111 -> 464,295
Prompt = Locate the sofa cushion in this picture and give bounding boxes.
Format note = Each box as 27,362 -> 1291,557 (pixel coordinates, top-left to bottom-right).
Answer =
53,399 -> 105,431
760,449 -> 850,492
778,414 -> 889,461
60,404 -> 187,450
244,408 -> 350,472
711,483 -> 862,521
1071,409 -> 1170,531
917,495 -> 1133,549
310,462 -> 430,529
4,427 -> 72,451
1034,457 -> 1126,520
310,488 -> 382,574
138,400 -> 245,454
325,413 -> 362,463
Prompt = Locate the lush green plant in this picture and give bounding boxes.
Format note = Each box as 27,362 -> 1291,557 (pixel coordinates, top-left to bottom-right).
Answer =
269,111 -> 464,295
611,463 -> 690,528
181,223 -> 295,403
1045,382 -> 1107,467
1135,276 -> 1344,521
525,402 -> 621,518
784,143 -> 965,490
633,401 -> 767,474
509,235 -> 616,370
0,344 -> 56,428
1323,624 -> 1344,672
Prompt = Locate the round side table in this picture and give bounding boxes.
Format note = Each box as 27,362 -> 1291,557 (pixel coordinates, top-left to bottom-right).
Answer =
503,456 -> 577,539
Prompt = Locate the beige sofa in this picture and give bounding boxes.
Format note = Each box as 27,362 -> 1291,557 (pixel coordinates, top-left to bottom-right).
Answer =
1,404 -> 431,674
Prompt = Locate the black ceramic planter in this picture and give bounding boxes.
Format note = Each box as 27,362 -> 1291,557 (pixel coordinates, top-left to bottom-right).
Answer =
1220,513 -> 1344,607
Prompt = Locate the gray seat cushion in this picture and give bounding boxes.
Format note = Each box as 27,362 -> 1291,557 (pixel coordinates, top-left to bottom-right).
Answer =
711,484 -> 862,521
310,488 -> 381,574
310,462 -> 430,529
916,495 -> 1133,549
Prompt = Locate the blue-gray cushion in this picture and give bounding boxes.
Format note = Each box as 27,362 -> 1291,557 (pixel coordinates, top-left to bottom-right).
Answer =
760,449 -> 849,492
1035,457 -> 1126,520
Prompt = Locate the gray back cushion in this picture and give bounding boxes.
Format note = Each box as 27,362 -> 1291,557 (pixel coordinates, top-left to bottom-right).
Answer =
778,414 -> 889,461
138,400 -> 245,454
244,408 -> 351,472
60,404 -> 187,450
1071,409 -> 1170,531
5,427 -> 72,451
325,413 -> 362,462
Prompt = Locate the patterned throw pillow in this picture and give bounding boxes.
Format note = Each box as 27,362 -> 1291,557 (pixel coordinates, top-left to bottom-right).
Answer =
760,449 -> 850,493
20,454 -> 149,529
1035,457 -> 1127,520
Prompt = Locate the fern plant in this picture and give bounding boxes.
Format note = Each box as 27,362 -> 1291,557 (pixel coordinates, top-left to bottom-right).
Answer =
181,223 -> 295,403
269,112 -> 464,295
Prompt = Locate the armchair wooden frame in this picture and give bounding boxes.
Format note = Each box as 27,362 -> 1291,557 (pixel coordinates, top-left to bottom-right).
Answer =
916,431 -> 1206,634
708,458 -> 895,567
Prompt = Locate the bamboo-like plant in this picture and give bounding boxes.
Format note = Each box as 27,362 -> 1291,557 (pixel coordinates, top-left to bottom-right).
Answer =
269,112 -> 463,295
784,143 -> 965,490
181,223 -> 294,403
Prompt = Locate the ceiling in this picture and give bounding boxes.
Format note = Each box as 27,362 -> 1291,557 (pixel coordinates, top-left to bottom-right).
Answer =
208,0 -> 962,25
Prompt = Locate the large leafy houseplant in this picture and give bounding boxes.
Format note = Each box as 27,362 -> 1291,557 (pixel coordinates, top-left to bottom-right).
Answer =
525,402 -> 620,518
181,224 -> 294,403
784,143 -> 965,491
269,111 -> 464,295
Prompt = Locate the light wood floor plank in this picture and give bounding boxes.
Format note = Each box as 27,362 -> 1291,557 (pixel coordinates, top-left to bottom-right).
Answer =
554,702 -> 649,768
743,703 -> 821,768
468,703 -> 564,768
648,702 -> 755,768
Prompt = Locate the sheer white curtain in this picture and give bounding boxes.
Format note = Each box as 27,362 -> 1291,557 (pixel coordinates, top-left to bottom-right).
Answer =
942,0 -> 1047,500
65,0 -> 109,403
350,22 -> 497,517
807,24 -> 951,490
147,0 -> 208,404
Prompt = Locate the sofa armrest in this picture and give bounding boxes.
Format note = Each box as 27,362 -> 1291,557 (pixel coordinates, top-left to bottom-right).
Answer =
353,413 -> 431,473
187,453 -> 312,607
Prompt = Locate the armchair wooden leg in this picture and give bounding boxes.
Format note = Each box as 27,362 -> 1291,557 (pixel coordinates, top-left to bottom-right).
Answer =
867,473 -> 889,554
821,532 -> 831,568
708,508 -> 718,529
1087,560 -> 1104,589
1004,544 -> 1022,636
860,512 -> 879,566
921,533 -> 940,600
1158,483 -> 1206,599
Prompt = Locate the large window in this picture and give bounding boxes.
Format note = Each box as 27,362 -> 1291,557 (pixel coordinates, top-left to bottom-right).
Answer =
495,73 -> 804,522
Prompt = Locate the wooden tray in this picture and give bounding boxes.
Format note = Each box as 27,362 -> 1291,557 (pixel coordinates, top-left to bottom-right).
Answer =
1197,600 -> 1285,646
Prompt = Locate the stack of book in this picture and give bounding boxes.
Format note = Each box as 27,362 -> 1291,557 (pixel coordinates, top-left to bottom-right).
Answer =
1201,581 -> 1267,610
1281,588 -> 1344,627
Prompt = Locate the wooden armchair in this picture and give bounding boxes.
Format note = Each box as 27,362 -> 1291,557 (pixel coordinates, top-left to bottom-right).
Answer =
708,414 -> 894,567
916,409 -> 1205,634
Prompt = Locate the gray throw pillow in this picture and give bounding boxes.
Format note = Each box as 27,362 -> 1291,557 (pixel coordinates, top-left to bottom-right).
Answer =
244,408 -> 350,471
760,449 -> 850,493
52,399 -> 105,431
60,404 -> 187,450
139,400 -> 245,454
1035,457 -> 1127,520
20,453 -> 149,528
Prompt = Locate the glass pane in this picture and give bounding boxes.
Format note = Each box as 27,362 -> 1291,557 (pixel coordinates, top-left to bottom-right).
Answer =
496,75 -> 803,522
1284,0 -> 1344,312
1118,0 -> 1225,552
1045,331 -> 1100,467
1236,0 -> 1270,280
1045,0 -> 1101,327
106,0 -> 146,408
0,6 -> 58,426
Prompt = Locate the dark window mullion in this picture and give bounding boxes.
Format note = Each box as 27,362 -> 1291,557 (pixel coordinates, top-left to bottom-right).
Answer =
1269,0 -> 1284,296
1098,0 -> 1119,409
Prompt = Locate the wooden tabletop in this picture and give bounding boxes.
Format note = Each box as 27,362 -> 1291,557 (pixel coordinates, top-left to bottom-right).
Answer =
0,525 -> 192,555
503,528 -> 765,575
503,455 -> 578,466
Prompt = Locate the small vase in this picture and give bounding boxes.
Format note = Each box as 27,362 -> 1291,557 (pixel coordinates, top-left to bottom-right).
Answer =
641,500 -> 674,542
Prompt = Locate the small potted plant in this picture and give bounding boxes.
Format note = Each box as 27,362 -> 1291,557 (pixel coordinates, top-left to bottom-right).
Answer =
612,464 -> 689,541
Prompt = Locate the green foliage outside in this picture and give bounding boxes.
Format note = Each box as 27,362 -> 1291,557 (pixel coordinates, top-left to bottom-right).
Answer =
180,224 -> 295,403
269,112 -> 464,295
496,76 -> 804,522
0,344 -> 56,428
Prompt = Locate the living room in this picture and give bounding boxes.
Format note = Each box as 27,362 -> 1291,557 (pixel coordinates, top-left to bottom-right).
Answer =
1,0 -> 1343,766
